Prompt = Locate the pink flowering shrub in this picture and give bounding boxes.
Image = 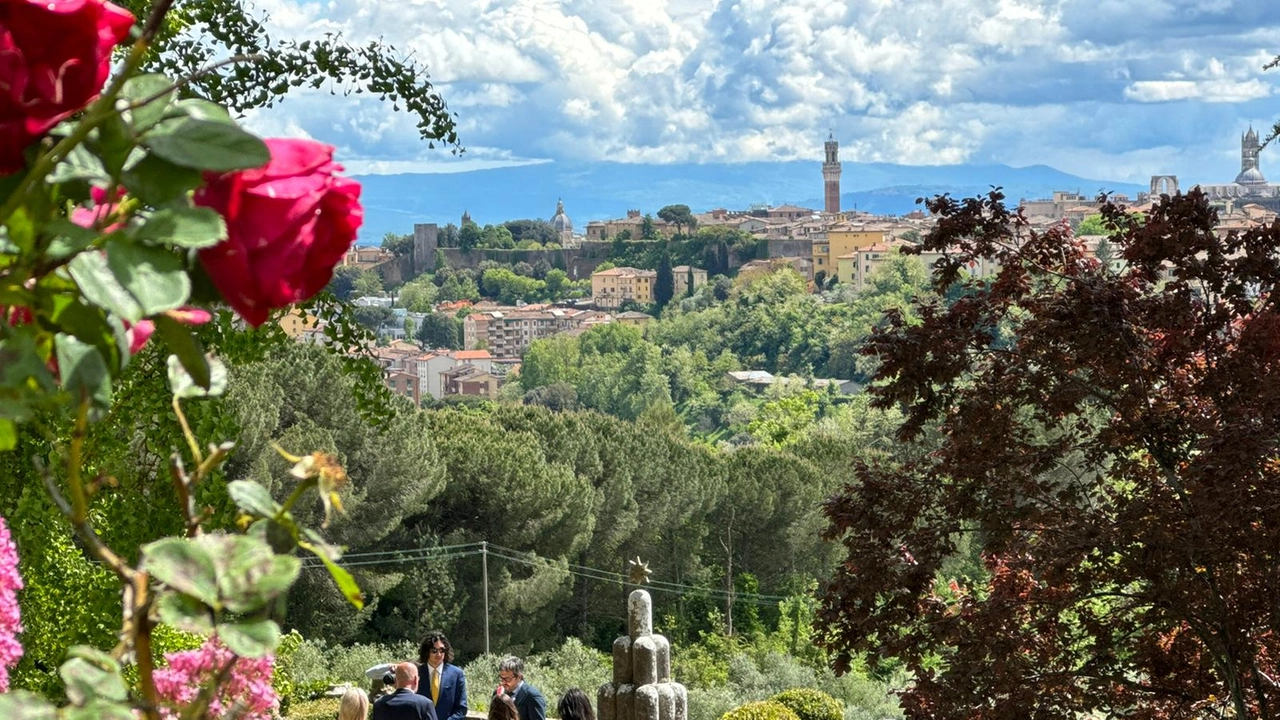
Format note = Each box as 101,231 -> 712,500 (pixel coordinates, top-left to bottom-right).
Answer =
152,635 -> 278,719
0,516 -> 23,693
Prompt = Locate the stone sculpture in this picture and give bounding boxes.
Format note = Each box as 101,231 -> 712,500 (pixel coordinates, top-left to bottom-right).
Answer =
598,588 -> 687,720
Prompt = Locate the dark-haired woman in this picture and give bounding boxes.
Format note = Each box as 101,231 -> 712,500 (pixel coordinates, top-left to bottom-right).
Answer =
557,688 -> 595,720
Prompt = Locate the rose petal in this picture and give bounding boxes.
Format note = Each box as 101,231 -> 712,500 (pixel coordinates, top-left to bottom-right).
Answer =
126,319 -> 154,355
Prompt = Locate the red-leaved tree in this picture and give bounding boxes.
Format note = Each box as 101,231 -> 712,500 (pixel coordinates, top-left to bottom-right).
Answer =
819,188 -> 1280,720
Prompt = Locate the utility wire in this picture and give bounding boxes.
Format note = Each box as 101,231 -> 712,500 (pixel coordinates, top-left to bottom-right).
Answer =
483,542 -> 791,601
300,539 -> 797,607
482,545 -> 789,607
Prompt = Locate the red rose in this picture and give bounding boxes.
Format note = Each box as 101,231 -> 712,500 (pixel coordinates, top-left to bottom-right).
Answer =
195,138 -> 363,327
0,0 -> 135,174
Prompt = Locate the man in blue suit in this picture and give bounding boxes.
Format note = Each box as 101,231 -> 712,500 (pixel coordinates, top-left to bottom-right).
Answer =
374,663 -> 439,720
417,631 -> 468,720
495,656 -> 545,720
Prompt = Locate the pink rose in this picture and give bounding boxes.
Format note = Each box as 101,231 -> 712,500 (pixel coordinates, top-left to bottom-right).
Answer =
0,0 -> 135,174
125,307 -> 212,355
71,185 -> 122,231
194,138 -> 363,327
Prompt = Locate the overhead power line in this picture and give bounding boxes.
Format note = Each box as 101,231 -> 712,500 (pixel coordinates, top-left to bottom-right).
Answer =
299,540 -> 796,607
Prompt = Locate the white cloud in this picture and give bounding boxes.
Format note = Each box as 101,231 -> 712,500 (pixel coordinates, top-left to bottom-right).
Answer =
240,0 -> 1280,182
1124,79 -> 1272,103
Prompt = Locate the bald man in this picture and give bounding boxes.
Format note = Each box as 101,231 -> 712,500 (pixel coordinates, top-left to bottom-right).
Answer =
373,662 -> 440,720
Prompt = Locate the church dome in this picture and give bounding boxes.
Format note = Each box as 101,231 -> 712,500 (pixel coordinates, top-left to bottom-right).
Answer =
551,199 -> 572,234
1236,167 -> 1268,186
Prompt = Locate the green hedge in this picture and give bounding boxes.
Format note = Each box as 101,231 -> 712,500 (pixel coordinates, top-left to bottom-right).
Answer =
769,689 -> 844,720
286,696 -> 341,719
720,700 -> 801,720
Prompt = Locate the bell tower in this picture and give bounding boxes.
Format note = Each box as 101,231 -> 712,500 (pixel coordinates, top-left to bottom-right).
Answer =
822,132 -> 842,214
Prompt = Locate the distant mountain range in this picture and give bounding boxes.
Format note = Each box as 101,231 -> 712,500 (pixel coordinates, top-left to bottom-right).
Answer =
351,161 -> 1148,243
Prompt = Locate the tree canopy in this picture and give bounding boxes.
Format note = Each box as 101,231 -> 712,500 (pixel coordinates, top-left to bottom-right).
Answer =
121,0 -> 460,149
819,189 -> 1280,720
659,204 -> 697,236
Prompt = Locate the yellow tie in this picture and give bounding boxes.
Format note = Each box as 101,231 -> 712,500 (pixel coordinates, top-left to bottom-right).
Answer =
432,668 -> 440,704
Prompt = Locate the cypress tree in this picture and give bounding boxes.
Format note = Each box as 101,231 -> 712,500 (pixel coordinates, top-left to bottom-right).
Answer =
655,251 -> 674,309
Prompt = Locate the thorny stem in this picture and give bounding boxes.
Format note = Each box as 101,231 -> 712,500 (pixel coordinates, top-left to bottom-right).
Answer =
172,396 -> 203,466
131,572 -> 160,720
279,476 -> 317,517
169,454 -> 200,538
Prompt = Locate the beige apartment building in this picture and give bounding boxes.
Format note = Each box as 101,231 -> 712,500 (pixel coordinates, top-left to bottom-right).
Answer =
590,267 -> 656,309
464,307 -> 609,358
837,242 -> 1003,291
672,265 -> 708,298
812,228 -> 886,277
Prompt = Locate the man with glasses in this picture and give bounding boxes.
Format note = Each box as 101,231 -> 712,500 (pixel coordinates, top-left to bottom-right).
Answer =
417,631 -> 468,720
495,656 -> 545,720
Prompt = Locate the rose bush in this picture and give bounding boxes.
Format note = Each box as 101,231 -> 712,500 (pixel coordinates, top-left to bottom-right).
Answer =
0,516 -> 22,693
0,0 -> 134,173
0,0 -> 373,716
195,138 -> 363,327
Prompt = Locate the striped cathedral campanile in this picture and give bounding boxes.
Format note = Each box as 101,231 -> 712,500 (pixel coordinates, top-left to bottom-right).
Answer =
822,132 -> 842,214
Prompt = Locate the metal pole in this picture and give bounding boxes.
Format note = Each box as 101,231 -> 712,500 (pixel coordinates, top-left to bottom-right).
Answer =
482,541 -> 490,655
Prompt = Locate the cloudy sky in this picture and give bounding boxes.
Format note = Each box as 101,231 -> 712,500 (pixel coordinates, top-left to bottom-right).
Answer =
241,0 -> 1280,185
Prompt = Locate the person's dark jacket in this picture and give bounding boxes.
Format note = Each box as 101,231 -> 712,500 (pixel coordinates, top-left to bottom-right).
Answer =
512,682 -> 546,720
374,687 -> 440,720
417,662 -> 468,720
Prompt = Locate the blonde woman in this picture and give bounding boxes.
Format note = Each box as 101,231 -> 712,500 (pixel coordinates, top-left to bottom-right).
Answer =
340,686 -> 370,720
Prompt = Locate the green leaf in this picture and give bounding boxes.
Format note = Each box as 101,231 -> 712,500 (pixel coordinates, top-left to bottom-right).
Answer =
65,702 -> 135,720
215,535 -> 299,613
68,251 -> 143,322
0,335 -> 56,392
48,144 -> 108,185
300,539 -> 364,609
301,527 -> 342,561
142,537 -> 220,606
217,618 -> 280,658
168,98 -> 234,124
222,554 -> 300,614
167,354 -> 226,398
155,591 -> 214,635
6,207 -> 35,254
134,206 -> 226,249
43,219 -> 99,261
229,480 -> 281,518
155,317 -> 210,389
55,335 -> 112,412
121,154 -> 204,206
249,517 -> 299,554
0,419 -> 15,452
0,692 -> 57,719
61,647 -> 127,704
48,298 -> 120,371
121,73 -> 176,132
106,239 -> 190,316
93,113 -> 135,175
144,117 -> 269,172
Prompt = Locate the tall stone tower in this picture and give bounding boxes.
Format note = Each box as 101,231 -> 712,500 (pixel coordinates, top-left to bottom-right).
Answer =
1235,127 -> 1267,186
412,223 -> 439,275
822,132 -> 842,214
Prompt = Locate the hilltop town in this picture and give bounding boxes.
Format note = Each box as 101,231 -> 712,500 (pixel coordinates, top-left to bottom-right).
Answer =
287,130 -> 1280,409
